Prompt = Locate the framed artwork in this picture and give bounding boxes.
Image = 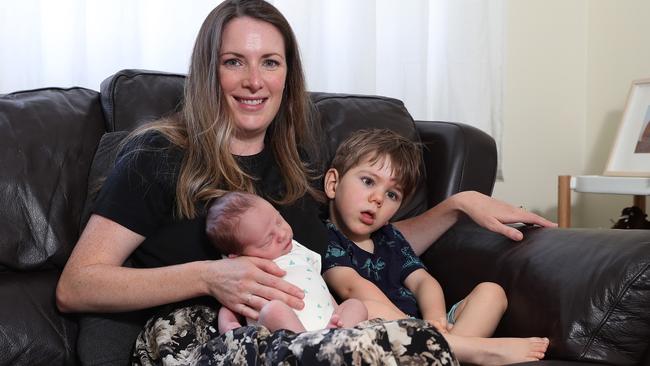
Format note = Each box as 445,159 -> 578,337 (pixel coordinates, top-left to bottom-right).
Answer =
604,78 -> 650,177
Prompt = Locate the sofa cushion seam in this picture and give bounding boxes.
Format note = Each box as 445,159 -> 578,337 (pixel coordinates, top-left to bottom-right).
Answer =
580,262 -> 650,359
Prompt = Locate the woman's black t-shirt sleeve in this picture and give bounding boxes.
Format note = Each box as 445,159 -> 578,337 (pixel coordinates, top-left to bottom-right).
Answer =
93,133 -> 181,238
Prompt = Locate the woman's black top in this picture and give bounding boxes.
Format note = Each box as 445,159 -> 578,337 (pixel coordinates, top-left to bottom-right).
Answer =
93,132 -> 328,269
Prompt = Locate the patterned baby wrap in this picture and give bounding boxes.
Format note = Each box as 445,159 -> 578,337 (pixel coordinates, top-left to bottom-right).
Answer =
133,305 -> 458,365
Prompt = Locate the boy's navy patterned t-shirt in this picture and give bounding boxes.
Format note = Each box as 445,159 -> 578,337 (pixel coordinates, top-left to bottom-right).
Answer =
323,221 -> 426,318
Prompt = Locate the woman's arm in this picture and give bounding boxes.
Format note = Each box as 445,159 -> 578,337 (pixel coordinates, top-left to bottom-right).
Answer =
394,191 -> 557,256
393,195 -> 460,256
56,214 -> 304,320
403,269 -> 446,323
323,266 -> 407,320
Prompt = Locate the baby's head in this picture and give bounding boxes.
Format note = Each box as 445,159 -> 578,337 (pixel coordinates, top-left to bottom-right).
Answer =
205,191 -> 294,260
324,129 -> 422,239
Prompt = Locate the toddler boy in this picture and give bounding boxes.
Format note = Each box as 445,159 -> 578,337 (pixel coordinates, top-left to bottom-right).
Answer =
322,129 -> 549,365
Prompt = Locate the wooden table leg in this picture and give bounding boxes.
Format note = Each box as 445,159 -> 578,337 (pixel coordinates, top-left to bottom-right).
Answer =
634,195 -> 646,213
558,175 -> 571,228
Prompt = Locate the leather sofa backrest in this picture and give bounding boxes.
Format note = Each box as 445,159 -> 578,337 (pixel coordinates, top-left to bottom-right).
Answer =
0,87 -> 105,270
99,69 -> 429,220
100,69 -> 185,132
415,120 -> 497,206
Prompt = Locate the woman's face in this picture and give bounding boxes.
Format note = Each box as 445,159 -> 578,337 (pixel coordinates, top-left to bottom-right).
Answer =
219,16 -> 287,155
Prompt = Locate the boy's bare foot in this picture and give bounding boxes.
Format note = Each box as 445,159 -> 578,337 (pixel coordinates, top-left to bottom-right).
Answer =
447,335 -> 549,365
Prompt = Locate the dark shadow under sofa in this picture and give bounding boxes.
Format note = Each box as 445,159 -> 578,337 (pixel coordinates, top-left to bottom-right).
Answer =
1,69 -> 649,365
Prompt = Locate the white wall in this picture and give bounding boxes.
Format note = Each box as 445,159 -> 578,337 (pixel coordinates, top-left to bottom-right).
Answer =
494,0 -> 650,228
582,1 -> 650,227
493,0 -> 587,224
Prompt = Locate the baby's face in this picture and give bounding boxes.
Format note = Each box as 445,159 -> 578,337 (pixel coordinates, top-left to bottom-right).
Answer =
237,197 -> 293,260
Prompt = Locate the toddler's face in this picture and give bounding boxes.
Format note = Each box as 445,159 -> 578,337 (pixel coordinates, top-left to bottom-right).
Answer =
237,197 -> 293,260
327,156 -> 403,242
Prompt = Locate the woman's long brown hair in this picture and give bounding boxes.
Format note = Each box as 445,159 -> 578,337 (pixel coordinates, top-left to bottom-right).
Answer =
131,0 -> 321,219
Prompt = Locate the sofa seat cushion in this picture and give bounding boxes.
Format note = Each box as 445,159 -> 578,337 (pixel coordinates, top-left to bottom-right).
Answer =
0,270 -> 77,365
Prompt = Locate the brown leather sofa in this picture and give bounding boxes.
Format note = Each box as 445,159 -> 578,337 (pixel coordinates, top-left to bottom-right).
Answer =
1,69 -> 649,365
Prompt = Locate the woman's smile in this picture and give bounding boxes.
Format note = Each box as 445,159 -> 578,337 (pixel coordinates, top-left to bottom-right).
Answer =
235,96 -> 267,108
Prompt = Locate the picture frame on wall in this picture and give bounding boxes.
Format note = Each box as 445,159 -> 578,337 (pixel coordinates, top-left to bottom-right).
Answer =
604,78 -> 650,177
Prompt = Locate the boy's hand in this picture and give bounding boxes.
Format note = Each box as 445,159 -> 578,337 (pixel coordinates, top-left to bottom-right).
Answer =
428,316 -> 452,334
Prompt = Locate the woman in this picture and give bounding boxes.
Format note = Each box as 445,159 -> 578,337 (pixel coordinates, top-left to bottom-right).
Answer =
56,0 -> 554,364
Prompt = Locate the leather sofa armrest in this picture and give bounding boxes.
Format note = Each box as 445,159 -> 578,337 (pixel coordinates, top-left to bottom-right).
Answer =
422,221 -> 650,365
414,121 -> 497,207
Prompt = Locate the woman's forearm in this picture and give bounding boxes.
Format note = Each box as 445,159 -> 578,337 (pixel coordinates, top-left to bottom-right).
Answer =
394,193 -> 462,256
56,260 -> 210,313
397,191 -> 559,255
57,215 -> 302,318
56,214 -> 211,313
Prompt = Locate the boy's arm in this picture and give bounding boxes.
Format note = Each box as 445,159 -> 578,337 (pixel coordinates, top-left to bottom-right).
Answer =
323,266 -> 408,320
403,268 -> 447,324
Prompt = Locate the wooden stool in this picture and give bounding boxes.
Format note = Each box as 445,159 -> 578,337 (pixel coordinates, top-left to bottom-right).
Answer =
557,175 -> 649,228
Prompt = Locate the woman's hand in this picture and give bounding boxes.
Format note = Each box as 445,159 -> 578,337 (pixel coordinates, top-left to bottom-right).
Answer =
453,191 -> 557,241
203,256 -> 305,320
396,191 -> 557,255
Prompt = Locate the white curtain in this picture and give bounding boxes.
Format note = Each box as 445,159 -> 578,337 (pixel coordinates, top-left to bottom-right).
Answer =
0,0 -> 217,92
1,0 -> 503,171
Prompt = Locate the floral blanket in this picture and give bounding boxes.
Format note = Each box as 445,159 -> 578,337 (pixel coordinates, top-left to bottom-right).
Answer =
133,305 -> 458,366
